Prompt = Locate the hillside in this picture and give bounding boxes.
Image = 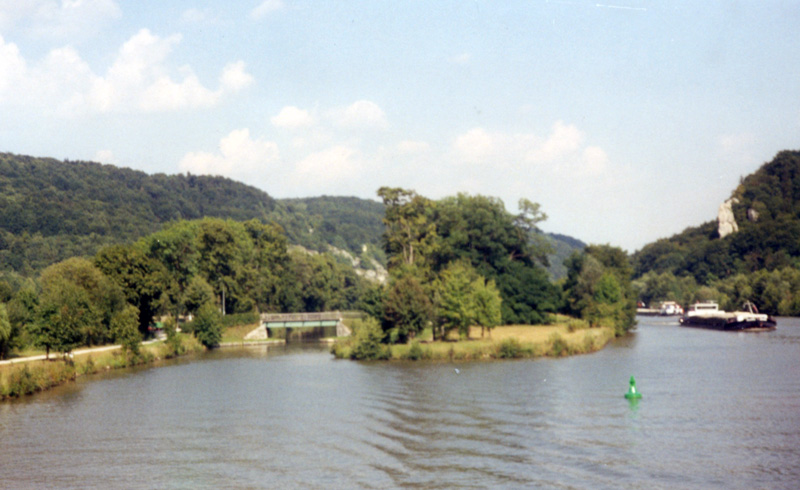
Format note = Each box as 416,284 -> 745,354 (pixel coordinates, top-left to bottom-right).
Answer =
0,152 -> 583,279
0,153 -> 383,275
632,150 -> 800,282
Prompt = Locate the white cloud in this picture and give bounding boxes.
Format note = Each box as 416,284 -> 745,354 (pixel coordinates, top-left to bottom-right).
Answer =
397,140 -> 430,154
250,0 -> 284,20
452,121 -> 595,171
179,128 -> 280,178
453,128 -> 498,164
220,61 -> 255,92
292,145 -> 363,190
526,121 -> 584,163
0,35 -> 26,98
271,106 -> 316,129
581,146 -> 609,175
0,28 -> 253,115
331,100 -> 388,130
0,0 -> 121,40
94,149 -> 116,163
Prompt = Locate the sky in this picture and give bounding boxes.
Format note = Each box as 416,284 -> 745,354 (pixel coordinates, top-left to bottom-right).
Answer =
1,1 -> 799,252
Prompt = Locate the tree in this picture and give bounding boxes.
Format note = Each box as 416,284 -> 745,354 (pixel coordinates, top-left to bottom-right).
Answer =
562,246 -> 637,336
377,187 -> 437,269
35,278 -> 94,358
0,303 -> 13,359
348,317 -> 390,360
432,193 -> 555,324
95,244 -> 164,336
197,218 -> 247,315
472,277 -> 502,338
437,261 -> 479,339
382,272 -> 433,343
111,304 -> 142,357
193,301 -> 223,349
183,275 -> 215,315
39,257 -> 124,347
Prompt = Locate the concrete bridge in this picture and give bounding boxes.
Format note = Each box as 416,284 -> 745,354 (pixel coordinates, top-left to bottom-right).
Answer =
245,311 -> 352,341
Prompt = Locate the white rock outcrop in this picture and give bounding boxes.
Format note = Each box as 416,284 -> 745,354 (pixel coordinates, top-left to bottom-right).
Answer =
717,198 -> 739,238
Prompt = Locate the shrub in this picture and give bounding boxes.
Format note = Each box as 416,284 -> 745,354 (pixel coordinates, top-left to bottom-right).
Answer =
405,341 -> 425,360
497,338 -> 522,359
349,317 -> 390,361
548,333 -> 570,357
192,302 -> 223,349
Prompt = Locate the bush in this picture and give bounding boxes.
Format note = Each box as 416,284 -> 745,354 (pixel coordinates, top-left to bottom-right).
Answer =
221,311 -> 260,328
192,302 -> 223,349
548,333 -> 570,357
162,317 -> 186,358
347,317 -> 390,360
497,338 -> 522,359
404,341 -> 425,361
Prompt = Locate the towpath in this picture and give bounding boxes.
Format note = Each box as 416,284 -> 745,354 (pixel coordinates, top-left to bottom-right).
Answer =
0,340 -> 161,366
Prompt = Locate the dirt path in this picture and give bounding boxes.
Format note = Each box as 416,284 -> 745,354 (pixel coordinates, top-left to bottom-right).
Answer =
0,340 -> 161,366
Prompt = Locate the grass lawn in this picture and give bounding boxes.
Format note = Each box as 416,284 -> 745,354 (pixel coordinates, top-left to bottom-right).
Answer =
334,315 -> 617,361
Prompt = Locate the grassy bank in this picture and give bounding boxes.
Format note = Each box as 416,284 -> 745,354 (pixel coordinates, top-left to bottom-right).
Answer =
333,316 -> 616,361
0,334 -> 202,401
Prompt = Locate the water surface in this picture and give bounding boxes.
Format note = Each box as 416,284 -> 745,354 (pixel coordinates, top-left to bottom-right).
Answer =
1,316 -> 799,489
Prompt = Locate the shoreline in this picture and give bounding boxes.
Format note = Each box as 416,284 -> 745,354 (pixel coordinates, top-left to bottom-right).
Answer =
332,324 -> 616,361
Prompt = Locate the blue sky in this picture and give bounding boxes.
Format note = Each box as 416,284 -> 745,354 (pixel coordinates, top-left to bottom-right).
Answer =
1,1 -> 798,252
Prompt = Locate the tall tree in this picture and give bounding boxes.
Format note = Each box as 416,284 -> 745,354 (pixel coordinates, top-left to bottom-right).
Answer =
377,187 -> 437,269
382,272 -> 434,343
95,244 -> 164,336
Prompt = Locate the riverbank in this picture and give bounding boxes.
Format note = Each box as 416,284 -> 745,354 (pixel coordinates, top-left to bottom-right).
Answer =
0,334 -> 202,401
332,316 -> 616,361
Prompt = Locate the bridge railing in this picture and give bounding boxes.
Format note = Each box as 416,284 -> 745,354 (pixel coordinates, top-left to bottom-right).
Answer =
260,311 -> 343,323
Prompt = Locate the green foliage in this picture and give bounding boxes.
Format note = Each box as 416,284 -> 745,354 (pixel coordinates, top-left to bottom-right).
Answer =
183,275 -> 215,315
161,316 -> 185,358
0,303 -> 13,359
1,362 -> 77,398
379,189 -> 558,328
192,302 -> 223,349
95,243 -> 163,336
111,304 -> 142,357
562,245 -> 637,336
377,187 -> 438,269
0,153 -> 388,280
346,317 -> 390,361
633,151 -> 800,286
403,341 -> 426,361
382,272 -> 433,343
497,338 -> 524,359
38,257 -> 125,347
548,333 -> 570,357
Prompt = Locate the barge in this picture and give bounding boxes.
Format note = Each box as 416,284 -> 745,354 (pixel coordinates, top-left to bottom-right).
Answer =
679,301 -> 776,331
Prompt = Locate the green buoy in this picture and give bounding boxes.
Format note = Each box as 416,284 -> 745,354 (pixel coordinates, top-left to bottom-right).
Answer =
624,375 -> 642,399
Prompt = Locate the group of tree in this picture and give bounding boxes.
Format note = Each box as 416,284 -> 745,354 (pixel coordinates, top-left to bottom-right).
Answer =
633,150 -> 800,315
0,217 -> 374,359
0,152 -> 582,282
0,152 -> 384,277
372,187 -> 635,347
0,160 -> 630,361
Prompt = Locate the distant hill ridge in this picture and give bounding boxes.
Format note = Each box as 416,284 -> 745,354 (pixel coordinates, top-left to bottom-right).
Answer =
0,152 -> 583,278
0,153 -> 384,275
632,149 -> 800,281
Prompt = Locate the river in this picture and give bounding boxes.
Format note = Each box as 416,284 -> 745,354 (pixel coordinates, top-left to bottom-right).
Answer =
1,316 -> 799,489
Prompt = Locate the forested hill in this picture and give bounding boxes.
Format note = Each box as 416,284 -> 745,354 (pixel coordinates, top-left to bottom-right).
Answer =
0,152 -> 583,279
0,153 -> 384,275
632,150 -> 800,283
